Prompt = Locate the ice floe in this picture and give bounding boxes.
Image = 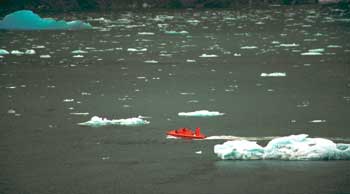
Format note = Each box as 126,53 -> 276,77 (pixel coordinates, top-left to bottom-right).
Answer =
0,10 -> 92,30
78,116 -> 150,127
214,134 -> 350,160
178,110 -> 224,117
0,49 -> 10,55
260,72 -> 286,77
241,46 -> 258,49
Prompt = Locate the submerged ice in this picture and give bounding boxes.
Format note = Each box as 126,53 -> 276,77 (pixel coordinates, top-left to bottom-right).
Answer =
0,10 -> 92,30
78,116 -> 150,127
214,134 -> 350,160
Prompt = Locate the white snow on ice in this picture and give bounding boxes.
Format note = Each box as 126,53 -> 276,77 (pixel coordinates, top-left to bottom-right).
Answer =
78,116 -> 150,127
214,134 -> 350,160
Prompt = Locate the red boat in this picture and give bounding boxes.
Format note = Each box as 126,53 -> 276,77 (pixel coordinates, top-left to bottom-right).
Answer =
166,127 -> 206,139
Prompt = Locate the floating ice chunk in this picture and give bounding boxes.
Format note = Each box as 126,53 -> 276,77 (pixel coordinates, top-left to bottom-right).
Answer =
8,109 -> 16,114
199,54 -> 218,58
144,60 -> 158,63
301,48 -> 324,56
0,49 -> 10,55
178,110 -> 224,117
73,55 -> 84,58
11,50 -> 24,55
260,72 -> 286,77
327,45 -> 342,48
127,48 -> 147,52
164,30 -> 188,35
214,134 -> 350,160
72,50 -> 88,54
40,55 -> 51,58
63,99 -> 74,102
186,59 -> 196,62
195,150 -> 203,154
309,120 -> 326,123
25,49 -> 36,54
78,116 -> 150,127
279,43 -> 299,47
138,32 -> 155,35
70,112 -> 89,116
0,10 -> 92,30
241,46 -> 258,49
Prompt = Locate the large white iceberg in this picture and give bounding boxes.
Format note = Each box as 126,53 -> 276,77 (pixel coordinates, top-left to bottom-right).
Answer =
78,116 -> 150,127
0,10 -> 92,30
178,110 -> 224,117
214,134 -> 350,160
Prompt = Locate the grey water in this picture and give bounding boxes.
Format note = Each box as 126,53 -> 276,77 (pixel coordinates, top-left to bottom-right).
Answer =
1,5 -> 350,194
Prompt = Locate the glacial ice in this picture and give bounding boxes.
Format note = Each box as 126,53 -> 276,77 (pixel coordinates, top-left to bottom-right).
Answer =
78,116 -> 150,127
0,10 -> 92,30
0,49 -> 10,55
178,110 -> 224,117
214,134 -> 350,160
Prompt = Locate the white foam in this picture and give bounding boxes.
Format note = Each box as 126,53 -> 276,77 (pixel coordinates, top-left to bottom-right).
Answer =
178,110 -> 224,117
78,116 -> 150,127
260,72 -> 286,77
214,134 -> 350,160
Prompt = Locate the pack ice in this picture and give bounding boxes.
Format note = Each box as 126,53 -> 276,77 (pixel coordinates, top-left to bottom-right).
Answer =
78,116 -> 150,127
214,134 -> 350,160
0,10 -> 92,30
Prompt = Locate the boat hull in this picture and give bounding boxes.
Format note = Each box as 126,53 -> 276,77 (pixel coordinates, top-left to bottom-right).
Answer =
166,128 -> 206,139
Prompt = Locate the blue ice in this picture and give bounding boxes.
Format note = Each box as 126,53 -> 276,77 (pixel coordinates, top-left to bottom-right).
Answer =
214,134 -> 350,160
0,10 -> 92,30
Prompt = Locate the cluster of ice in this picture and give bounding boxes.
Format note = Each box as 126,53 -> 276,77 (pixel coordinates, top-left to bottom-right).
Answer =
260,72 -> 287,77
0,10 -> 92,30
199,54 -> 218,58
214,134 -> 350,160
178,110 -> 224,117
301,48 -> 324,56
0,49 -> 10,55
78,116 -> 150,127
0,49 -> 36,55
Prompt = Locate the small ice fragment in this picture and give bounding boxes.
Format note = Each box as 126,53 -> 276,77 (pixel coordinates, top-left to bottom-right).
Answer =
40,55 -> 51,58
309,120 -> 326,123
241,46 -> 258,49
63,99 -> 74,102
11,50 -> 24,55
71,50 -> 88,54
186,59 -> 196,62
0,49 -> 10,55
199,54 -> 218,58
178,110 -> 224,117
101,156 -> 110,160
25,49 -> 36,54
73,55 -> 84,58
138,32 -> 155,35
260,72 -> 286,77
279,43 -> 299,47
234,53 -> 241,56
127,48 -> 147,52
78,116 -> 150,127
164,30 -> 188,35
70,112 -> 90,116
195,150 -> 202,154
144,60 -> 158,63
8,109 -> 16,114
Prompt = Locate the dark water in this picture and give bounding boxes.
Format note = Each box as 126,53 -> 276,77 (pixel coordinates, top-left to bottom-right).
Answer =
1,5 -> 350,194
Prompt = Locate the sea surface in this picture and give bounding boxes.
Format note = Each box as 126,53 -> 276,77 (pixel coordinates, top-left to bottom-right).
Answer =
1,5 -> 350,194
